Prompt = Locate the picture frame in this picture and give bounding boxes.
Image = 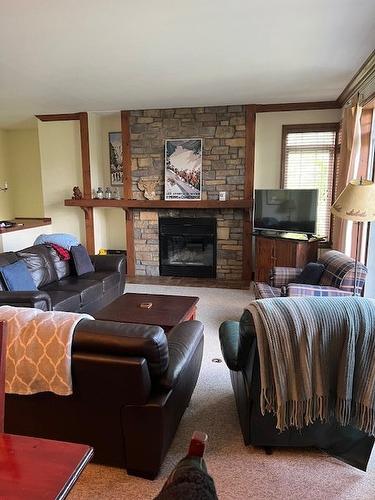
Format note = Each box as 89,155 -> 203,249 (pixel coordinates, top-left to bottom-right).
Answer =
108,132 -> 123,186
164,138 -> 202,201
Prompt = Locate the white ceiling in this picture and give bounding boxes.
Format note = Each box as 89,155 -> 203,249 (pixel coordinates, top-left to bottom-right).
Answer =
1,0 -> 374,128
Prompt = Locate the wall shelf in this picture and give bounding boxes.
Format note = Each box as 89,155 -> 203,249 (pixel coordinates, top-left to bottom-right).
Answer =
64,199 -> 252,209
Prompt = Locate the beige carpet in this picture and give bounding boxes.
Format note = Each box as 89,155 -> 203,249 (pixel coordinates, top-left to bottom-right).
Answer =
70,284 -> 375,500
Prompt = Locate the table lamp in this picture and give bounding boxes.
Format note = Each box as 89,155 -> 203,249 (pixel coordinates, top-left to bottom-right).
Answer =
331,178 -> 375,295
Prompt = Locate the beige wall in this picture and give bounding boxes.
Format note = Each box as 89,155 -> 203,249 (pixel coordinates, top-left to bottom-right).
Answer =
99,113 -> 126,251
254,109 -> 342,189
0,130 -> 13,220
7,129 -> 44,218
38,120 -> 85,242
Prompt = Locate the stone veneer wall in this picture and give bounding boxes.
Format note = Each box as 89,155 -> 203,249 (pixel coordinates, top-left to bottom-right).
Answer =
129,105 -> 246,279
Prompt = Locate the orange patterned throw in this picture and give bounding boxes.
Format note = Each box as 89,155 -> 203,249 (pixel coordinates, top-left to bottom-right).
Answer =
1,306 -> 93,395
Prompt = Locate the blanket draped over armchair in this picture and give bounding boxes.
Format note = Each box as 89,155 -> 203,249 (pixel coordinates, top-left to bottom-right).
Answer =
1,306 -> 93,395
247,297 -> 375,437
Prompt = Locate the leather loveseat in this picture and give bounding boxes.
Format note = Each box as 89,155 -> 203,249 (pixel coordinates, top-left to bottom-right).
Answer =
0,244 -> 126,314
219,310 -> 374,471
5,317 -> 204,478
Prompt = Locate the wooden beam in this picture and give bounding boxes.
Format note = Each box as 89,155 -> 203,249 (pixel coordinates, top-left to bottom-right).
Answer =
121,111 -> 133,200
79,112 -> 92,198
35,113 -> 81,122
81,207 -> 95,254
255,101 -> 340,113
124,209 -> 135,276
337,50 -> 375,106
243,104 -> 256,282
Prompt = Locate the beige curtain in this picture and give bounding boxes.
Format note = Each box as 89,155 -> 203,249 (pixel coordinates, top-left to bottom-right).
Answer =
332,99 -> 362,253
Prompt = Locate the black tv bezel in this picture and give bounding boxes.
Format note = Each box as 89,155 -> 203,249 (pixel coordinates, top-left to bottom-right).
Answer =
253,188 -> 318,235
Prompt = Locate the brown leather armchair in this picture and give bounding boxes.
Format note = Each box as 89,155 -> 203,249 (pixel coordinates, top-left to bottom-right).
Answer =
5,318 -> 204,478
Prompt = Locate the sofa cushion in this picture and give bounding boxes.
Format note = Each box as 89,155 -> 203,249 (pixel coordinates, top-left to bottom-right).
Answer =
42,278 -> 103,306
48,290 -> 81,312
71,245 -> 95,276
46,246 -> 71,280
17,245 -> 58,288
0,260 -> 38,291
78,271 -> 119,293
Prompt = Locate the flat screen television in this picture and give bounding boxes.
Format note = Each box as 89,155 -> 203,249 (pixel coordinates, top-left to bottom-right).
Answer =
254,189 -> 318,235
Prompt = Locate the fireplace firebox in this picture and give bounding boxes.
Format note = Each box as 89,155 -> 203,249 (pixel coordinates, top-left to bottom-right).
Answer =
159,217 -> 217,278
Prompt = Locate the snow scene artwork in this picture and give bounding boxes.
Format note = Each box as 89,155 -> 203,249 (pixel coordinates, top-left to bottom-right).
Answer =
164,139 -> 202,200
109,132 -> 123,186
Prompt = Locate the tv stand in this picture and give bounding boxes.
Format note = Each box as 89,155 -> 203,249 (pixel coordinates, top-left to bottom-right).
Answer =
254,233 -> 319,282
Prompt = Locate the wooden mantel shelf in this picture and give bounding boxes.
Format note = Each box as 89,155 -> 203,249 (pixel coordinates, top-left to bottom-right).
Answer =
64,199 -> 252,209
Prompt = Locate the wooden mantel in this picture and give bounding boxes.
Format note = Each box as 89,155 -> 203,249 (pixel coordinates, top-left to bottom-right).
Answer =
64,199 -> 252,209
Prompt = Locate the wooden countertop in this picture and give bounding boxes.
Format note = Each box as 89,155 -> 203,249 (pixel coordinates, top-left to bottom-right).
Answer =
0,218 -> 52,234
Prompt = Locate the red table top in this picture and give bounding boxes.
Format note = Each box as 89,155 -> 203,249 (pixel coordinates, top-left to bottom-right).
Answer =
0,433 -> 93,499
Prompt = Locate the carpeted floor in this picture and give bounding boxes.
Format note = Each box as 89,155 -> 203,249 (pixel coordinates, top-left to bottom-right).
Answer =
70,284 -> 375,500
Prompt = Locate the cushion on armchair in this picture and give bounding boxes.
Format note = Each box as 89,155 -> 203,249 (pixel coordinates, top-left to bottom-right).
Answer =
294,262 -> 325,285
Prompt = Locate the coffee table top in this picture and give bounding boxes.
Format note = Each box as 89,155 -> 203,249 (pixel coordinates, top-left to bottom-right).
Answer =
94,293 -> 199,328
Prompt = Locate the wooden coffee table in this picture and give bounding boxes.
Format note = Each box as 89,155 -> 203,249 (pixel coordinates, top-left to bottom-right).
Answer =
94,293 -> 199,331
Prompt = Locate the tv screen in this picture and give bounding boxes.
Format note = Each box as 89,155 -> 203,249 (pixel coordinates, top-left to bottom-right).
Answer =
254,189 -> 318,235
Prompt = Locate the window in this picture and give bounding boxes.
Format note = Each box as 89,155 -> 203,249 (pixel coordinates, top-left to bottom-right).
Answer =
281,124 -> 339,238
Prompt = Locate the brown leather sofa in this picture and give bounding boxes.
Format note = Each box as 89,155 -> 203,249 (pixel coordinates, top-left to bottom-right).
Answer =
0,244 -> 126,314
5,318 -> 204,478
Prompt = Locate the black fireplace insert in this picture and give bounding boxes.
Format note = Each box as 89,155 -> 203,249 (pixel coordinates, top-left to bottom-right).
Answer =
159,217 -> 217,278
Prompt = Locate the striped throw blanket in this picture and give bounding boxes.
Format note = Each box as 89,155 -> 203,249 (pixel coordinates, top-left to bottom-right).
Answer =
1,306 -> 93,395
247,297 -> 375,436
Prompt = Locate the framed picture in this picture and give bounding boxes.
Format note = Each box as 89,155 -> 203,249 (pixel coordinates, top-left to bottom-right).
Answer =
108,132 -> 123,186
164,139 -> 202,200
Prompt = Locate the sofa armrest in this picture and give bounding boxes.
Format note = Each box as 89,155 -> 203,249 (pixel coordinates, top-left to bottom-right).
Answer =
270,267 -> 303,287
286,284 -> 352,297
0,291 -> 52,311
159,320 -> 204,390
90,254 -> 126,275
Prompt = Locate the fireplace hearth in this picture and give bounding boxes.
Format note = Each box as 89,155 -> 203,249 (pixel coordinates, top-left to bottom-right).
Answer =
159,217 -> 217,278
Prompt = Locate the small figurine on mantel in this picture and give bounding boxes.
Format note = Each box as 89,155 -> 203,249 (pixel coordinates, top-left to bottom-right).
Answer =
72,186 -> 83,200
137,177 -> 160,200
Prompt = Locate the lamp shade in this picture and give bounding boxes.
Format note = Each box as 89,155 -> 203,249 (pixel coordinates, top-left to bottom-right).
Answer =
331,179 -> 375,222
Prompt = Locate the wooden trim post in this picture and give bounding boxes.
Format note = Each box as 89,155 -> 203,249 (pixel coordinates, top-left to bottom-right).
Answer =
243,104 -> 256,281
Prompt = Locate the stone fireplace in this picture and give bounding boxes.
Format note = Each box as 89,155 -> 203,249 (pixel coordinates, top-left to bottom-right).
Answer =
159,217 -> 217,277
129,104 -> 247,281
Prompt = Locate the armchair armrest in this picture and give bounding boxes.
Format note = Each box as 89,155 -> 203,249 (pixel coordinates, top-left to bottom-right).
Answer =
0,291 -> 52,311
90,254 -> 126,275
286,284 -> 352,297
219,316 -> 255,372
159,320 -> 204,390
270,267 -> 303,287
219,321 -> 242,371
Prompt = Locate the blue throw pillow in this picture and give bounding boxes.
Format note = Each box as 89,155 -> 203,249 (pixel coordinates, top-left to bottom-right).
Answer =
34,233 -> 79,250
0,260 -> 37,291
295,262 -> 325,285
70,244 -> 95,276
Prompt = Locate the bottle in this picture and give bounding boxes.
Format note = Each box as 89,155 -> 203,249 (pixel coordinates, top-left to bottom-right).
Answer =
105,187 -> 112,199
96,187 -> 104,199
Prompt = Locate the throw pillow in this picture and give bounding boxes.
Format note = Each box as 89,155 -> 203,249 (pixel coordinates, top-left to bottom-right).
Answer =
0,260 -> 37,291
295,262 -> 325,285
71,244 -> 95,276
34,233 -> 79,250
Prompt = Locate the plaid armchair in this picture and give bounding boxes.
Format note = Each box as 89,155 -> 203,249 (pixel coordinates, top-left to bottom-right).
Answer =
254,250 -> 368,299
